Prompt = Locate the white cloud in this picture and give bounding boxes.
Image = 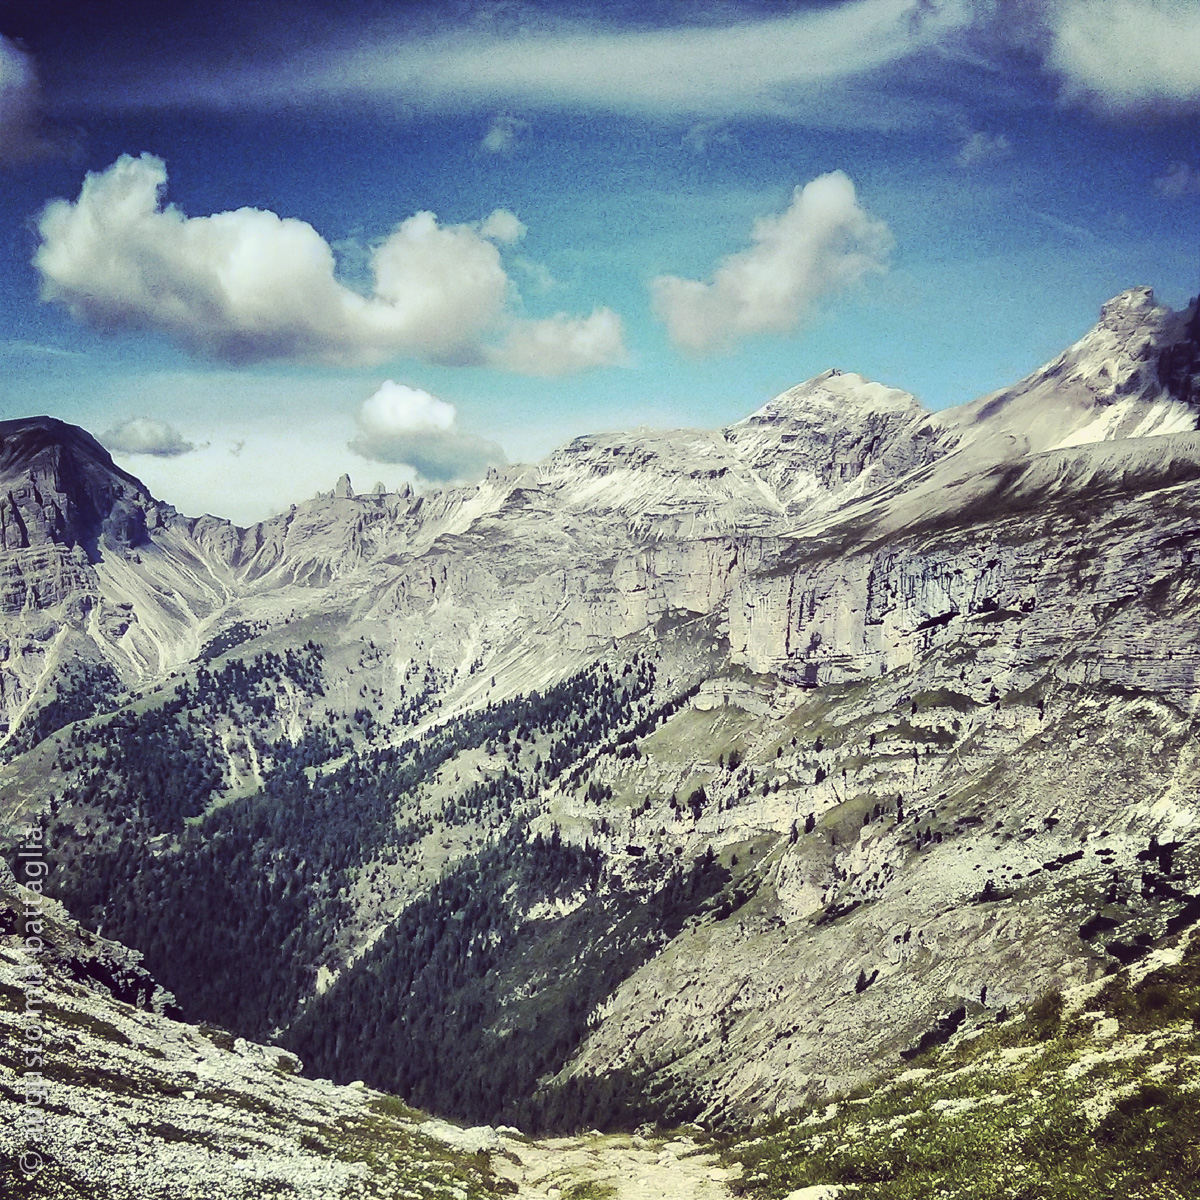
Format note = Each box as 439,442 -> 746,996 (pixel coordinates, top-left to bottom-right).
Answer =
34,154 -> 625,374
100,416 -> 196,457
66,3 -> 1200,129
359,380 -> 456,435
124,430 -> 421,526
478,208 -> 527,244
1154,161 -> 1200,197
367,209 -> 509,363
58,372 -> 419,524
350,380 -> 505,483
480,113 -> 528,153
651,171 -> 892,355
1047,0 -> 1200,110
513,257 -> 557,294
96,1 -> 972,129
0,340 -> 81,358
485,309 -> 628,377
955,130 -> 1012,167
1026,206 -> 1098,243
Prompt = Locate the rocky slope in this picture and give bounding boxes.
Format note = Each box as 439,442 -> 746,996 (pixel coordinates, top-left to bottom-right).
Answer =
0,859 -> 739,1199
724,926 -> 1200,1200
0,286 -> 1198,1137
2,812 -> 1195,1200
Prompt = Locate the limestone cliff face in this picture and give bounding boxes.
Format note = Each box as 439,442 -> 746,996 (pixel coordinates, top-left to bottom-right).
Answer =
0,287 -> 1192,741
546,445 -> 1200,1117
730,470 -> 1200,694
0,419 -> 159,732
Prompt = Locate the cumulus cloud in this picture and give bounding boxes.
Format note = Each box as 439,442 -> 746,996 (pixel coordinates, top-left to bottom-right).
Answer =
480,113 -> 528,153
33,154 -> 626,374
360,379 -> 456,434
350,380 -> 505,483
367,208 -> 509,362
1154,161 -> 1200,197
955,130 -> 1012,167
478,208 -> 527,244
651,171 -> 892,355
100,416 -> 196,457
1046,0 -> 1200,111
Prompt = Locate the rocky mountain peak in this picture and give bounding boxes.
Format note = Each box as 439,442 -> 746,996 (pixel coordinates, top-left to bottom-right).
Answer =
1098,283 -> 1161,331
738,368 -> 926,427
0,415 -> 153,554
0,415 -> 141,486
723,369 -> 943,512
932,288 -> 1200,465
1040,285 -> 1185,407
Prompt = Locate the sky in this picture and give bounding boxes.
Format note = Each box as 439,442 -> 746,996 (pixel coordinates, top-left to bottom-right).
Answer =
1,0 -> 1199,524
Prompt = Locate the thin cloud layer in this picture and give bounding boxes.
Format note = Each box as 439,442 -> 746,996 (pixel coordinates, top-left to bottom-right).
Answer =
100,416 -> 196,457
955,129 -> 1012,167
1047,0 -> 1200,111
33,154 -> 626,373
651,171 -> 892,355
682,122 -> 738,154
480,113 -> 528,154
90,0 -> 972,130
66,1 -> 1200,128
0,35 -> 53,162
1155,162 -> 1200,197
350,380 -> 506,483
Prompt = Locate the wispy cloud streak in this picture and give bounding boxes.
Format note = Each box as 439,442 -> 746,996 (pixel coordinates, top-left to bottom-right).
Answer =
85,1 -> 974,128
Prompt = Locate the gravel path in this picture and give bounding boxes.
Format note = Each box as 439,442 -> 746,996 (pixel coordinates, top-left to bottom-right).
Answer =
492,1131 -> 741,1199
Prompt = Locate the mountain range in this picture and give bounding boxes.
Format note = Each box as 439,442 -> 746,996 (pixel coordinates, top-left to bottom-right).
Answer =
1,285 -> 1200,1184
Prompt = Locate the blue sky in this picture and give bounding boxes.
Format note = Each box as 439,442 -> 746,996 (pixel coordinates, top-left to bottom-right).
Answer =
1,0 -> 1199,522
